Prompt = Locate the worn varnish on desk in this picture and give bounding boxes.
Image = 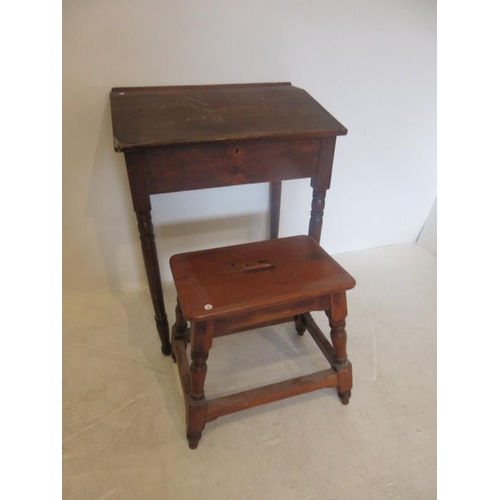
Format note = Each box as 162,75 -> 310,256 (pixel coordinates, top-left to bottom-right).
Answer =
110,83 -> 347,151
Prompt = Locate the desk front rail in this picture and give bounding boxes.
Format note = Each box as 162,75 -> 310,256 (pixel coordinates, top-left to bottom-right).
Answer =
141,138 -> 320,194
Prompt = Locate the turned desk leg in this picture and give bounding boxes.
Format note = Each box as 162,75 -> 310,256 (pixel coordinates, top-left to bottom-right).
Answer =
136,211 -> 171,356
308,189 -> 326,243
327,292 -> 352,405
271,181 -> 306,338
294,314 -> 306,336
308,136 -> 335,244
269,181 -> 282,239
296,187 -> 327,336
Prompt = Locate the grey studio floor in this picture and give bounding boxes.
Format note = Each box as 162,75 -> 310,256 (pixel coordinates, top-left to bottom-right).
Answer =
63,242 -> 436,500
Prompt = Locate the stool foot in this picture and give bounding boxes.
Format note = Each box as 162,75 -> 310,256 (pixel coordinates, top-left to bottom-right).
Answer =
187,432 -> 202,449
294,314 -> 306,336
338,390 -> 351,405
161,344 -> 171,356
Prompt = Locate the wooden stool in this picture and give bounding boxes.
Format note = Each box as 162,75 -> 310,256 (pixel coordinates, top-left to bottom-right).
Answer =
170,235 -> 356,449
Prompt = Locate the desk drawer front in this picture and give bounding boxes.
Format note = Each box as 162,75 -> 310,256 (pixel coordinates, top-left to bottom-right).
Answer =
144,139 -> 321,194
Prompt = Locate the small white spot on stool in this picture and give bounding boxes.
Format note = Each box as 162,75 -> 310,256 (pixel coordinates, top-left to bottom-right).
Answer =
204,304 -> 213,310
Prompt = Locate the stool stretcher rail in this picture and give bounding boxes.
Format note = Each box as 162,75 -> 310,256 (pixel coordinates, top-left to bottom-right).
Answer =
206,369 -> 337,422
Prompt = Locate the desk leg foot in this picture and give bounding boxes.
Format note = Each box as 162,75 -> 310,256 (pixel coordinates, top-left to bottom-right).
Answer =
294,314 -> 306,336
155,315 -> 171,356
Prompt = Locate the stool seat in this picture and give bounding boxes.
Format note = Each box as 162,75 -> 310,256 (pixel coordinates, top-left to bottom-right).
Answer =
169,235 -> 356,449
170,235 -> 356,321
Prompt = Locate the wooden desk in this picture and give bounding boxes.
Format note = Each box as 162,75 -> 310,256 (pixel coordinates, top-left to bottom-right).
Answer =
110,82 -> 348,355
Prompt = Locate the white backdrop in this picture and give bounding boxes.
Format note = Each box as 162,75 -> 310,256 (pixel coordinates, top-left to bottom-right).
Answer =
63,0 -> 436,296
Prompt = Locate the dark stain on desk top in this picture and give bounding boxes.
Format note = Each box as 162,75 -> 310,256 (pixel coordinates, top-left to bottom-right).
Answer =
110,82 -> 348,152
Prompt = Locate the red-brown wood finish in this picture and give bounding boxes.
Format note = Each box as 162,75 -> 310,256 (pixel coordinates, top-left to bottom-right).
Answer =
170,236 -> 355,322
110,83 -> 353,449
170,236 -> 355,448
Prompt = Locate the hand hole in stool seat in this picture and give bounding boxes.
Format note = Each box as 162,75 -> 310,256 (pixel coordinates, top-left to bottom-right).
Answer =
242,262 -> 276,273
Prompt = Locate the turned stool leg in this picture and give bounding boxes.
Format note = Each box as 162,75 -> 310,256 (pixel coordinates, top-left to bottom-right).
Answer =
327,292 -> 353,405
187,321 -> 213,449
171,299 -> 188,364
329,319 -> 352,405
